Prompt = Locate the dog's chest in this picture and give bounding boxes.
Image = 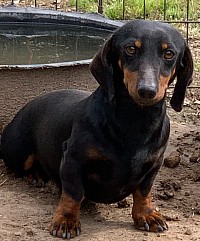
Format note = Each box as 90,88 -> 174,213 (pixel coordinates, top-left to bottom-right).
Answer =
74,111 -> 168,203
81,145 -> 156,203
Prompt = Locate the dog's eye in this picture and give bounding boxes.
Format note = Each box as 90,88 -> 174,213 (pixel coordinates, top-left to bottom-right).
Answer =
164,50 -> 175,60
125,46 -> 136,55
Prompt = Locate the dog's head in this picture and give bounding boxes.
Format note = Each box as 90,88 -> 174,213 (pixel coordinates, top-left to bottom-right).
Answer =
90,20 -> 193,112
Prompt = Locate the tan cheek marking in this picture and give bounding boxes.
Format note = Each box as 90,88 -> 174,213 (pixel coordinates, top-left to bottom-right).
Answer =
123,68 -> 138,98
24,154 -> 35,171
155,67 -> 176,101
162,42 -> 168,50
134,40 -> 142,48
171,67 -> 176,77
155,75 -> 171,101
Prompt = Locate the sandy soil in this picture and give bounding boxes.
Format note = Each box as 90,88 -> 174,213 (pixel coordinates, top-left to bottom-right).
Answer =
0,81 -> 200,241
0,120 -> 199,241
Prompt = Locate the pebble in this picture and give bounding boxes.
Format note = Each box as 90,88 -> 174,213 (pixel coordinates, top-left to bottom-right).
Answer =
193,170 -> 200,182
164,190 -> 174,198
164,151 -> 181,168
117,199 -> 130,208
195,134 -> 200,141
184,228 -> 192,235
185,191 -> 190,196
189,154 -> 199,163
26,229 -> 34,236
14,232 -> 22,236
95,216 -> 103,222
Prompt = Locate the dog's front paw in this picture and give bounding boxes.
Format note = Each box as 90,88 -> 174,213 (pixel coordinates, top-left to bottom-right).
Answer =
50,192 -> 81,239
50,212 -> 81,239
132,189 -> 168,232
132,208 -> 168,232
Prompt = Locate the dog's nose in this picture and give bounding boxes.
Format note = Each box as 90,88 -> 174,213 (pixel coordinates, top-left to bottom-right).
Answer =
138,86 -> 156,100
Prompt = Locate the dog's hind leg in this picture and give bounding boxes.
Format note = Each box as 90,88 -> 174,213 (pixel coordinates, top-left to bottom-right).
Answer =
1,123 -> 35,177
3,148 -> 35,178
25,156 -> 50,187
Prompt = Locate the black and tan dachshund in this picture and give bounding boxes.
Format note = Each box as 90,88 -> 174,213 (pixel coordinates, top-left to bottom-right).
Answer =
1,20 -> 193,239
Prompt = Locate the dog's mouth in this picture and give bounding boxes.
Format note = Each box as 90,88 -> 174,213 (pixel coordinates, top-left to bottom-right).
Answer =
131,96 -> 160,107
127,88 -> 167,107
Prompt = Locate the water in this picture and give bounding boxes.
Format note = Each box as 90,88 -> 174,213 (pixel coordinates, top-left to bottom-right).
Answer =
0,23 -> 112,65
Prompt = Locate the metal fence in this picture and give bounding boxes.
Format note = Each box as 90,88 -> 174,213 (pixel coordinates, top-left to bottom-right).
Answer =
7,0 -> 199,42
1,1 -> 200,90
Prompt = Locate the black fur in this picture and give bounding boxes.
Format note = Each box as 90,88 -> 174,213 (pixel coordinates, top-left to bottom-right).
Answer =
1,20 -> 193,205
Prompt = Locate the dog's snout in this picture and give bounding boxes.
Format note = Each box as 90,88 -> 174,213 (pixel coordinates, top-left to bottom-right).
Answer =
137,64 -> 158,101
138,86 -> 157,100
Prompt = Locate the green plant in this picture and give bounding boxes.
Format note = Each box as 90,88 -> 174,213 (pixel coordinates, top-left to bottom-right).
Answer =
68,0 -> 200,20
195,63 -> 200,72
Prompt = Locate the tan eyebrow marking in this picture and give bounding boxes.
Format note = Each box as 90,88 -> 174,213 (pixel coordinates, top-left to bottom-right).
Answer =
134,40 -> 142,48
162,42 -> 168,49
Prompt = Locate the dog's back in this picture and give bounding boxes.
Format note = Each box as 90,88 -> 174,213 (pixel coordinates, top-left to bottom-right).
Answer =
1,89 -> 90,178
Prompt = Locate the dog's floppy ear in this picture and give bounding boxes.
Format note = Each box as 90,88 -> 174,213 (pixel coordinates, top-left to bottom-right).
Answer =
170,46 -> 193,112
89,37 -> 115,101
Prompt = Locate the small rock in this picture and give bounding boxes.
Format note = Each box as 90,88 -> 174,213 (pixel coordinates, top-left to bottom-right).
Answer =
194,207 -> 200,215
164,151 -> 181,168
172,181 -> 181,191
184,191 -> 190,196
157,193 -> 169,200
195,134 -> 200,141
184,228 -> 192,235
26,229 -> 34,236
164,190 -> 174,198
190,155 -> 199,163
176,147 -> 184,154
117,199 -> 130,208
14,232 -> 22,236
193,170 -> 200,182
183,133 -> 190,137
164,214 -> 180,221
95,216 -> 103,222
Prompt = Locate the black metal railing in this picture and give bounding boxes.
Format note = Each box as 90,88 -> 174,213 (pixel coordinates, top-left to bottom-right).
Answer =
1,0 -> 199,90
6,0 -> 200,42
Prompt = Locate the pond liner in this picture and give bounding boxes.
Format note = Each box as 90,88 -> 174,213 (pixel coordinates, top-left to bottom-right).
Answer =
0,6 -> 123,69
0,6 -> 123,31
0,6 -> 123,127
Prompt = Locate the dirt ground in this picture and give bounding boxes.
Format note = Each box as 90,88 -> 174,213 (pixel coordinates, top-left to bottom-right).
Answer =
0,85 -> 200,241
0,84 -> 200,237
0,2 -> 200,241
0,110 -> 200,241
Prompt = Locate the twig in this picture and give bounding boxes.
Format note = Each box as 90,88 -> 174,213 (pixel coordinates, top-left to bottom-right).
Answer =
168,86 -> 200,89
0,179 -> 7,186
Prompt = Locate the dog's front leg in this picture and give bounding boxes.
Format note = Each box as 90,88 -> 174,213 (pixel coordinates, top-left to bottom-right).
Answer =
132,156 -> 168,232
50,151 -> 84,239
